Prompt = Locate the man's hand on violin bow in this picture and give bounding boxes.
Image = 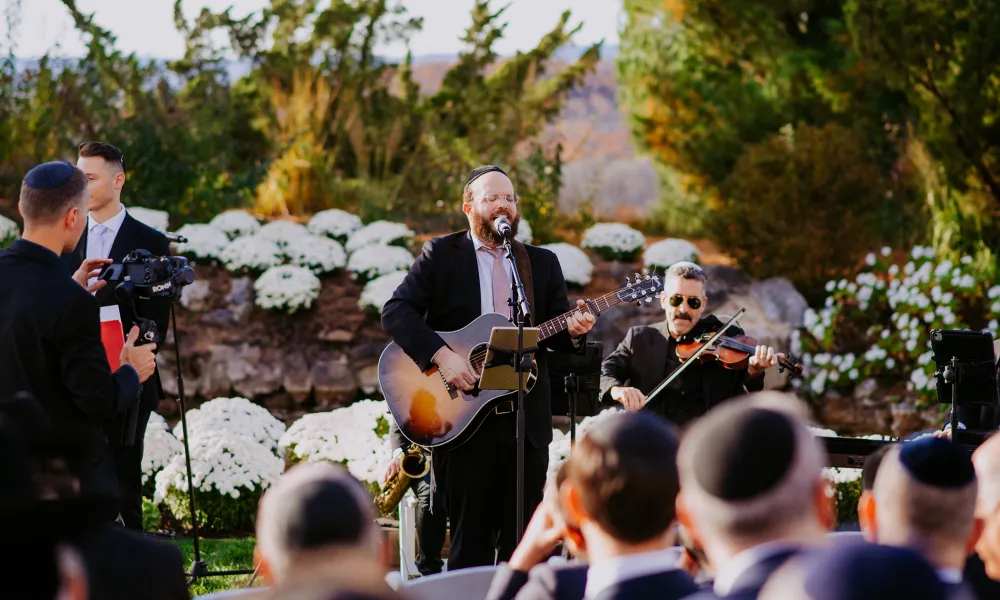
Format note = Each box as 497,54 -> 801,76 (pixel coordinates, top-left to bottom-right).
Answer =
747,345 -> 784,378
611,386 -> 646,413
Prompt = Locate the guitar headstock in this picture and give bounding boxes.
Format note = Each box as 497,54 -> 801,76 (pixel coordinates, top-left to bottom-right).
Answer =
615,269 -> 663,305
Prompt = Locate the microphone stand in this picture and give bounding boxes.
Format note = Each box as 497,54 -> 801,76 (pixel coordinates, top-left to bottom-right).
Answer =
501,234 -> 532,544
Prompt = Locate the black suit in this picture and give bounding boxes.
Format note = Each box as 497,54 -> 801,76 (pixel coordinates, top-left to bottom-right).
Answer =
0,239 -> 141,497
63,212 -> 171,529
76,525 -> 190,600
964,553 -> 1000,600
486,562 -> 588,600
600,316 -> 765,429
685,548 -> 798,600
591,570 -> 699,600
382,231 -> 580,569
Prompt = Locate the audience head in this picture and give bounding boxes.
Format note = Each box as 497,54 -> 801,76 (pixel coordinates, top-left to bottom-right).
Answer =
551,459 -> 585,558
676,393 -> 828,566
759,542 -> 947,600
857,444 -> 891,541
562,411 -> 681,558
255,461 -> 382,584
18,161 -> 89,252
972,433 -> 1000,578
870,436 -> 981,570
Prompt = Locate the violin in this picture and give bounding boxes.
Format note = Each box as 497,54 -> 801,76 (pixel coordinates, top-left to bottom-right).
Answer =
676,331 -> 803,375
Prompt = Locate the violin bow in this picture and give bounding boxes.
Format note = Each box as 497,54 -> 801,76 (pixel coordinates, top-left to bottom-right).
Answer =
640,307 -> 747,409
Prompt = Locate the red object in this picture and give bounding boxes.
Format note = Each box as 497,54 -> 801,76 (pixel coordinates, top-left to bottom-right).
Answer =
100,306 -> 125,371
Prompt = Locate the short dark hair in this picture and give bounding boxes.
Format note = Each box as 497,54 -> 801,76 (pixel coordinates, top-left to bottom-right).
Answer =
861,444 -> 892,492
567,412 -> 681,544
19,167 -> 88,225
78,141 -> 125,174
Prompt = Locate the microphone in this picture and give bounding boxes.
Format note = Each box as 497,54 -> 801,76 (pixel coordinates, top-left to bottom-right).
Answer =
161,231 -> 188,244
493,216 -> 513,240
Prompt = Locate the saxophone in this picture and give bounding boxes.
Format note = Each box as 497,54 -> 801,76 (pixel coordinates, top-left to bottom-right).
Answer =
375,445 -> 431,516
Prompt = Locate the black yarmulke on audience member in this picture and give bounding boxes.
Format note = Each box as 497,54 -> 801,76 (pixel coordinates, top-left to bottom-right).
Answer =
280,478 -> 365,551
466,165 -> 508,187
23,161 -> 75,189
801,542 -> 946,600
898,436 -> 976,489
692,408 -> 796,501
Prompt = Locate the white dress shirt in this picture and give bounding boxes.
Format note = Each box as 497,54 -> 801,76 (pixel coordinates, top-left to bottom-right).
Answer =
471,232 -> 513,316
713,541 -> 800,596
584,547 -> 682,599
936,568 -> 963,584
85,206 -> 127,287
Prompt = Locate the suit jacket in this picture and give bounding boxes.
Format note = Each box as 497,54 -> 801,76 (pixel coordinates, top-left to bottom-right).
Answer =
964,553 -> 1000,600
63,212 -> 171,443
591,569 -> 700,600
76,525 -> 190,600
599,317 -> 764,427
485,562 -> 588,600
0,239 -> 141,494
685,548 -> 798,600
944,581 -> 977,600
381,231 -> 580,448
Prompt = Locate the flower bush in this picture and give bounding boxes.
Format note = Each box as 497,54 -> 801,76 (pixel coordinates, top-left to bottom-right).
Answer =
515,218 -> 533,245
220,236 -> 283,276
154,432 -> 284,533
541,243 -> 593,287
278,399 -> 393,502
307,209 -> 363,243
254,265 -> 322,314
581,223 -> 645,261
345,220 -> 415,253
210,210 -> 261,239
793,245 -> 1000,407
125,207 -> 169,232
346,244 -> 413,283
175,397 -> 286,452
643,238 -> 699,271
172,224 -> 230,262
284,234 -> 347,275
258,220 -> 310,249
822,466 -> 863,527
359,271 -> 407,315
0,214 -> 19,248
547,408 -> 625,482
142,413 -> 183,498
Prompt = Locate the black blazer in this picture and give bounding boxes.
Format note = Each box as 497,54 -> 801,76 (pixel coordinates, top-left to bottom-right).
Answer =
591,569 -> 699,600
486,562 -> 588,600
685,548 -> 798,600
381,231 -> 580,449
0,239 -> 141,493
76,525 -> 190,600
62,212 -> 171,437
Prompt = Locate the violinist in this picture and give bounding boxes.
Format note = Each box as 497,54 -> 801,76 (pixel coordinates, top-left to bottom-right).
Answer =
599,261 -> 784,428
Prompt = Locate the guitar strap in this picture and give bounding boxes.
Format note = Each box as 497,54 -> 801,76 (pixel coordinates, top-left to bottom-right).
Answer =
510,240 -> 535,325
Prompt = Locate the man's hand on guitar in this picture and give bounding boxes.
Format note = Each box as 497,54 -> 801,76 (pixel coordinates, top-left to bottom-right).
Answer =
567,299 -> 597,338
434,347 -> 478,391
610,386 -> 646,413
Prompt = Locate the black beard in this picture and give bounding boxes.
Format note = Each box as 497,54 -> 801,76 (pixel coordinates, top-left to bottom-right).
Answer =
471,210 -> 520,245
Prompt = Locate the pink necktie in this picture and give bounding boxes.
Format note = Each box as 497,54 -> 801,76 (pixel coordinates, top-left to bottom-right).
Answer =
492,248 -> 508,314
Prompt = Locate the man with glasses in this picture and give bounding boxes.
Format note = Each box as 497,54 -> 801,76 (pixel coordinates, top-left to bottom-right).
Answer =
599,261 -> 782,428
382,165 -> 597,570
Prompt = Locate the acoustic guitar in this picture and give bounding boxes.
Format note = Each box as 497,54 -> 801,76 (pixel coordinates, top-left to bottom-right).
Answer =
378,272 -> 664,451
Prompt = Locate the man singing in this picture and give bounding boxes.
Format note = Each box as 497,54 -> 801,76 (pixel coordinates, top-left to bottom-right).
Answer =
62,141 -> 171,530
600,261 -> 783,428
382,165 -> 596,570
0,161 -> 157,501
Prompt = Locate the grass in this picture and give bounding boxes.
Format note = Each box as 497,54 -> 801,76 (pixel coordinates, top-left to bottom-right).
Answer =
168,537 -> 260,597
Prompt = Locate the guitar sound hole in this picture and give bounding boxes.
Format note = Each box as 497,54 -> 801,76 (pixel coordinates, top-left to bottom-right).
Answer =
470,343 -> 489,376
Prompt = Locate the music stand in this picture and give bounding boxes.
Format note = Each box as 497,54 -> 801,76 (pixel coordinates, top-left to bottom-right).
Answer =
931,329 -> 998,445
547,343 -> 603,447
479,327 -> 541,391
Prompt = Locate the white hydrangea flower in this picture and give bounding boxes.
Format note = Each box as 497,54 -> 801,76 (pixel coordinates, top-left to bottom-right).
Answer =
822,467 -> 863,484
359,271 -> 407,314
284,234 -> 347,275
345,221 -> 415,253
580,223 -> 645,259
220,236 -> 283,275
154,432 -> 284,502
172,224 -> 230,261
254,265 -> 321,313
346,244 -> 413,281
125,207 -> 169,232
307,209 -> 363,241
865,253 -> 876,266
142,413 -> 183,485
643,238 -> 699,270
541,243 -> 594,287
210,210 -> 261,239
258,220 -> 310,249
515,219 -> 533,245
546,409 -> 625,482
809,426 -> 839,438
175,396 -> 287,452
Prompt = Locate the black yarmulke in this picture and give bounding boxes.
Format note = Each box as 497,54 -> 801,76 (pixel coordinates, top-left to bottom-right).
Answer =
898,436 -> 975,489
692,408 -> 796,501
280,478 -> 365,550
801,542 -> 946,600
466,165 -> 508,187
23,161 -> 75,189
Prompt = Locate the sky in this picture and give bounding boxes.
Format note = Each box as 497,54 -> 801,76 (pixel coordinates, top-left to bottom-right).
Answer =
8,0 -> 622,59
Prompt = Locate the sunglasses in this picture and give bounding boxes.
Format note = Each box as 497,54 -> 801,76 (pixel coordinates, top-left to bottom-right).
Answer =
667,294 -> 704,309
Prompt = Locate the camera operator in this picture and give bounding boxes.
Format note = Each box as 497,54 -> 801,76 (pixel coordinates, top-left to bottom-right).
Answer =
61,142 -> 171,531
0,161 -> 157,503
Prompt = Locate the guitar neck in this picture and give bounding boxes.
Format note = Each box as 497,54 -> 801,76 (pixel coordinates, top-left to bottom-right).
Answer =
536,290 -> 623,342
